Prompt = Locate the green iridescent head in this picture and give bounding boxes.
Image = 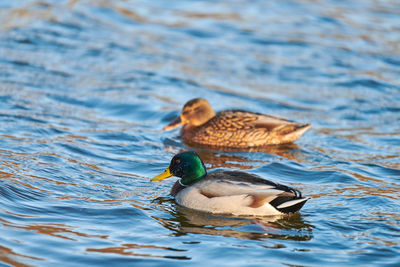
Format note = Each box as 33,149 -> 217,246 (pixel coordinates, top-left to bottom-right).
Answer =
151,151 -> 207,186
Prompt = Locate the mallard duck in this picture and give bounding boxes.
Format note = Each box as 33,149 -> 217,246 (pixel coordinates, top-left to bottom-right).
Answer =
164,98 -> 310,148
151,151 -> 309,216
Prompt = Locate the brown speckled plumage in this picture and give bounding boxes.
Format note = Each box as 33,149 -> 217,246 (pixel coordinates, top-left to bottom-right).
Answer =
164,98 -> 310,148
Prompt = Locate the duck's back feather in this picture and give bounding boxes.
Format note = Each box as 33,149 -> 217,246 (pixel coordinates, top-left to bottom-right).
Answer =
183,110 -> 310,147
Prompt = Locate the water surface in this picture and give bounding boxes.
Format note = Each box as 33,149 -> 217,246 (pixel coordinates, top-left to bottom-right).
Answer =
0,0 -> 399,266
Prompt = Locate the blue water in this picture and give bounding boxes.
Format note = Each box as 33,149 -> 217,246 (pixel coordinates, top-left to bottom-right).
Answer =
0,0 -> 399,266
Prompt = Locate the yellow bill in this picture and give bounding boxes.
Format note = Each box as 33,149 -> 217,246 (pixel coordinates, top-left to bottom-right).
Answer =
151,167 -> 173,181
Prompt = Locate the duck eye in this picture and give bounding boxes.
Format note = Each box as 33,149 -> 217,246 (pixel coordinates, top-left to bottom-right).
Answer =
174,159 -> 181,165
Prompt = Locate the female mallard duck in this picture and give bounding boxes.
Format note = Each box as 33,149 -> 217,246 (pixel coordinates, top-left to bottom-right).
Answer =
152,151 -> 309,216
164,98 -> 310,148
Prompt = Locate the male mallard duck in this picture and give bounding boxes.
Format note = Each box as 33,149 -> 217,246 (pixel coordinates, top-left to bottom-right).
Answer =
164,98 -> 310,148
151,151 -> 309,216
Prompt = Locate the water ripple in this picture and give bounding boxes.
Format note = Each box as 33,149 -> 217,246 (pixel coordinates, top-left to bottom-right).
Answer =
0,0 -> 399,266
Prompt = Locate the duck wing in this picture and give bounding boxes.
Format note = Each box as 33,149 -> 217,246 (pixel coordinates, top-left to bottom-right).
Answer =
188,110 -> 310,147
193,171 -> 308,214
213,110 -> 302,130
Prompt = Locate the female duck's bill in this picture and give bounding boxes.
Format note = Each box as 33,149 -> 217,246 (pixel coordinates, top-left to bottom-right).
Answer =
163,98 -> 310,148
151,151 -> 309,216
163,116 -> 184,131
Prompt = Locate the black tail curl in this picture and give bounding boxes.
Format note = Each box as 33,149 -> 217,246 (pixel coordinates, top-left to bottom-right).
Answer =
269,186 -> 307,214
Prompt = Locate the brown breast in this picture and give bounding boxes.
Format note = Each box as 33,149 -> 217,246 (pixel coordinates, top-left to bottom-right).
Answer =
170,180 -> 186,197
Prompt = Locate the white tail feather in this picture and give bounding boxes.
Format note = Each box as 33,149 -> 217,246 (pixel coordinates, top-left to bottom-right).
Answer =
276,197 -> 310,209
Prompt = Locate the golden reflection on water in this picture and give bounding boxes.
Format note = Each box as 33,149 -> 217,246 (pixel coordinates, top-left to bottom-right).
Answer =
179,10 -> 241,21
0,245 -> 42,267
2,218 -> 106,241
309,165 -> 400,203
0,170 -> 17,180
316,127 -> 400,169
342,232 -> 398,247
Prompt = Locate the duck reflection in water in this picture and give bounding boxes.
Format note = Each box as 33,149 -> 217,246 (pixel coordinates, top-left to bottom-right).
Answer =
162,141 -> 306,166
192,144 -> 306,169
152,196 -> 313,242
